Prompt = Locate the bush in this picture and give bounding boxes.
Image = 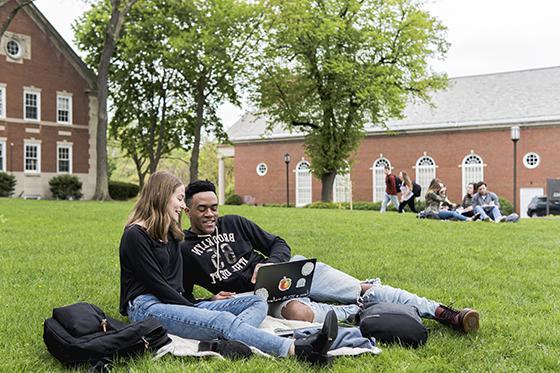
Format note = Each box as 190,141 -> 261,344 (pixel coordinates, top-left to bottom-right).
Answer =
108,181 -> 140,201
0,172 -> 16,197
49,175 -> 83,200
225,194 -> 243,205
499,197 -> 514,215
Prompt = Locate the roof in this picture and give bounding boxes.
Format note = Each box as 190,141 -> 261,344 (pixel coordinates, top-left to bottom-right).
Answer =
21,1 -> 97,90
228,66 -> 560,142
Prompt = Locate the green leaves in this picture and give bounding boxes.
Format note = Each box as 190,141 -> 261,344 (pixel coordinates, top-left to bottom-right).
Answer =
254,0 -> 448,200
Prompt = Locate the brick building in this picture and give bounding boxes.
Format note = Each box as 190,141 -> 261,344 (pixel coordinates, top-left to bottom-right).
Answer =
0,1 -> 97,199
220,66 -> 560,216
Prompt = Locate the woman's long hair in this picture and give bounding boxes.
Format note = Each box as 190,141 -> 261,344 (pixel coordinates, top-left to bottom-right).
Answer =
427,178 -> 443,194
127,171 -> 185,242
400,171 -> 412,189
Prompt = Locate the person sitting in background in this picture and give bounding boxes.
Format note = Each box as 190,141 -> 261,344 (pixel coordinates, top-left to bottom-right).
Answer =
424,179 -> 476,221
398,171 -> 417,213
455,183 -> 476,217
472,181 -> 507,223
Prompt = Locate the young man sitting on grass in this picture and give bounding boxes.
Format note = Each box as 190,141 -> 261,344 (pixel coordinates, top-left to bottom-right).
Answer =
472,181 -> 507,223
180,180 -> 480,333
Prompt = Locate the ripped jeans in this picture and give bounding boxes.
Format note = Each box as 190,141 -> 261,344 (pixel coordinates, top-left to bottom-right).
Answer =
268,255 -> 439,322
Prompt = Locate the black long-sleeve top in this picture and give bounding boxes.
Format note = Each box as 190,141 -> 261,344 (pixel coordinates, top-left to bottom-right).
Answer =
181,215 -> 291,295
119,224 -> 197,316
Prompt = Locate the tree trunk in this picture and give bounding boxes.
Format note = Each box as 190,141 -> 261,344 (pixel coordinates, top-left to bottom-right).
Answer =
321,172 -> 336,202
189,77 -> 205,183
93,0 -> 137,200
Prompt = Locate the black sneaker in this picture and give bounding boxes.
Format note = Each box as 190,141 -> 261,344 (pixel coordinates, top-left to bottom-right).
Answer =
198,339 -> 253,359
472,212 -> 481,221
294,310 -> 338,364
434,305 -> 480,333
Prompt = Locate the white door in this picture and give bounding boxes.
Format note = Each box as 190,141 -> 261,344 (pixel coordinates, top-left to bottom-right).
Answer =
520,187 -> 544,218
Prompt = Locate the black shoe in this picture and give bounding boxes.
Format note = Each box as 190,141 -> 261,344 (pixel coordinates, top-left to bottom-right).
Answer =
294,310 -> 338,364
198,339 -> 253,359
472,212 -> 481,221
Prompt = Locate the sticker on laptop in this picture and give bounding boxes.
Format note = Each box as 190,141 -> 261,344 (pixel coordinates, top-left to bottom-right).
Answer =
301,262 -> 315,276
296,278 -> 306,288
278,277 -> 292,291
255,288 -> 269,300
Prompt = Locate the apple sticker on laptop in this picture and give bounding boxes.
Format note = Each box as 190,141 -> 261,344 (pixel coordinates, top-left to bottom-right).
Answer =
301,262 -> 315,276
278,277 -> 292,291
255,288 -> 269,300
296,278 -> 306,288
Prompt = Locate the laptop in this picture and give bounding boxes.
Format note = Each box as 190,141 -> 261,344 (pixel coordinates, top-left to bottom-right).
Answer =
236,258 -> 317,303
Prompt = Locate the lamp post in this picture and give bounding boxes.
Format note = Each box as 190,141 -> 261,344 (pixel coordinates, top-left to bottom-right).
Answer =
511,126 -> 520,213
284,153 -> 291,207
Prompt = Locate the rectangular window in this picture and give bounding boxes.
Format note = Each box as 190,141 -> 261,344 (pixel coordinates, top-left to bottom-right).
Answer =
24,143 -> 40,173
0,141 -> 5,172
24,91 -> 41,121
0,86 -> 5,118
57,95 -> 72,124
57,145 -> 72,173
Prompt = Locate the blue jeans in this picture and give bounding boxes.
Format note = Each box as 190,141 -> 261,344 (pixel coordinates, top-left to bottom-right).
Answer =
474,205 -> 502,221
128,294 -> 292,357
438,210 -> 468,221
270,256 -> 439,322
380,193 -> 399,212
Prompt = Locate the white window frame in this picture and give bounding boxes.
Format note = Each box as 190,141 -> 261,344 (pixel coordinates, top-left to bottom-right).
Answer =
23,89 -> 41,122
523,152 -> 540,169
5,39 -> 23,59
56,93 -> 73,124
24,141 -> 41,174
333,173 -> 351,203
295,160 -> 312,207
57,143 -> 73,174
414,155 -> 437,199
0,139 -> 6,172
0,84 -> 6,118
461,153 -> 484,196
255,162 -> 268,176
371,157 -> 391,202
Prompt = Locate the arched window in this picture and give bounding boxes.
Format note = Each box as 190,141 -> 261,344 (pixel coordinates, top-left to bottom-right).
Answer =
295,161 -> 312,207
415,155 -> 436,199
372,157 -> 391,202
333,173 -> 351,203
461,153 -> 484,196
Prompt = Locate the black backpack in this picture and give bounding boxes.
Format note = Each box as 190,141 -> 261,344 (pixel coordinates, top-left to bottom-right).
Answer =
355,302 -> 428,348
394,175 -> 402,190
43,302 -> 171,369
412,182 -> 422,197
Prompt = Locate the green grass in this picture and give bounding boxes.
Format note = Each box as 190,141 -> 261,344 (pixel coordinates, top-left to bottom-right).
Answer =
1,199 -> 559,372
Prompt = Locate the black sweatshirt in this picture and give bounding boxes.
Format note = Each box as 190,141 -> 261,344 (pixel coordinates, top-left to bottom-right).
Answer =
181,215 -> 291,295
119,224 -> 197,316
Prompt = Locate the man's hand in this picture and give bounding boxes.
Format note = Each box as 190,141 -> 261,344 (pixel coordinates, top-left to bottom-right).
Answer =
211,291 -> 236,301
251,263 -> 274,284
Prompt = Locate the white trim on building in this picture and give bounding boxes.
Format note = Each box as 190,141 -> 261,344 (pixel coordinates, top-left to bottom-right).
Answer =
57,142 -> 73,173
24,139 -> 41,174
0,83 -> 6,118
372,157 -> 391,202
23,87 -> 41,122
56,92 -> 73,124
0,138 -> 6,172
415,155 -> 437,199
295,160 -> 312,207
461,152 -> 484,196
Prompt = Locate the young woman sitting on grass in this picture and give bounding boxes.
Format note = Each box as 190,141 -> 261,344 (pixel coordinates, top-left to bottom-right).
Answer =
424,179 -> 479,222
118,171 -> 338,362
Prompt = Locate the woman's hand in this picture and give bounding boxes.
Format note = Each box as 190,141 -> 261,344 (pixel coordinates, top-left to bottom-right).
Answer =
211,291 -> 236,301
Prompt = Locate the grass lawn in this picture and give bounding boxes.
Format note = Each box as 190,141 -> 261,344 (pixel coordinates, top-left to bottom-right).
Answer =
1,199 -> 559,372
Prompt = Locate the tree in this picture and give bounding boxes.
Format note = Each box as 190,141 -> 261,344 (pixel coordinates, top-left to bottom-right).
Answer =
254,0 -> 448,201
166,0 -> 263,182
74,0 -> 138,200
0,0 -> 34,39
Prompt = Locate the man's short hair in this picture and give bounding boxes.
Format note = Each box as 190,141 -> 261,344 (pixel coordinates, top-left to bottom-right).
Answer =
185,180 -> 216,206
475,181 -> 487,190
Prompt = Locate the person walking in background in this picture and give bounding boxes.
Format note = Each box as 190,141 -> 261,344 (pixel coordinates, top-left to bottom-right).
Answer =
398,171 -> 417,213
472,181 -> 507,223
380,166 -> 400,213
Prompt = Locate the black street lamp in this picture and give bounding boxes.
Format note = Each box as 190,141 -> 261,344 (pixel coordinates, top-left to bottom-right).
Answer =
511,126 -> 520,213
284,153 -> 291,207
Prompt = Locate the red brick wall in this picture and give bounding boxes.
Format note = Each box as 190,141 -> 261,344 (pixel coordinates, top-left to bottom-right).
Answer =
233,125 -> 560,211
0,3 -> 92,174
